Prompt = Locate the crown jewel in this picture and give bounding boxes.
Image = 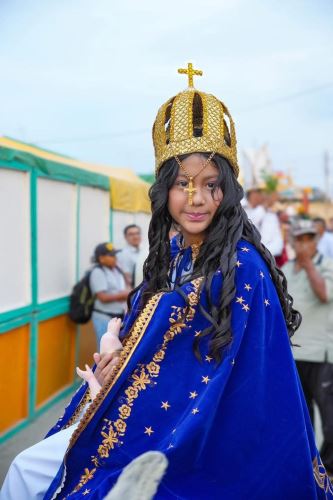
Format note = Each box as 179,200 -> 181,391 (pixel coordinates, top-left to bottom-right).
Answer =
152,63 -> 239,177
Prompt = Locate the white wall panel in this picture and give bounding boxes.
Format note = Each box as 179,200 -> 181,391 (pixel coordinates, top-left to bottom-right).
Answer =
79,186 -> 110,276
112,211 -> 135,248
37,178 -> 77,302
0,169 -> 31,312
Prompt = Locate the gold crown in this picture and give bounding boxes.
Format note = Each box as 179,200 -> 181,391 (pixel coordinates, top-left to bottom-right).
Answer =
153,63 -> 239,177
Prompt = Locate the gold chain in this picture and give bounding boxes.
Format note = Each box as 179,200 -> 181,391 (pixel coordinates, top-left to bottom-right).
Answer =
174,152 -> 215,205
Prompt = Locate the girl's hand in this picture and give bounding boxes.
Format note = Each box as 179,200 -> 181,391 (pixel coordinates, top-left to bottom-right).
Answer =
93,351 -> 122,386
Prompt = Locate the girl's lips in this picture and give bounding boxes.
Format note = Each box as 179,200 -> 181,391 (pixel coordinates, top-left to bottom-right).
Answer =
185,212 -> 208,221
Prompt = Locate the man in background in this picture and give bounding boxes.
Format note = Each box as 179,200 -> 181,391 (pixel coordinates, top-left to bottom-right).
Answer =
117,224 -> 142,286
314,217 -> 333,259
283,219 -> 333,476
243,185 -> 283,259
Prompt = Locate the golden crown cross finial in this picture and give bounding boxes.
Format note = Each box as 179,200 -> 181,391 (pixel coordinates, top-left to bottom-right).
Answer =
177,62 -> 203,88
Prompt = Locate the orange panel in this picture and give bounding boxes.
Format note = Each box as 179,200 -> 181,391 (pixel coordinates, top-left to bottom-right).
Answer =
77,321 -> 98,369
0,325 -> 29,433
37,315 -> 76,406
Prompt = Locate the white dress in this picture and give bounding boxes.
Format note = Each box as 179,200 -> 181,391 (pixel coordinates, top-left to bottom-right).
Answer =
1,420 -> 81,500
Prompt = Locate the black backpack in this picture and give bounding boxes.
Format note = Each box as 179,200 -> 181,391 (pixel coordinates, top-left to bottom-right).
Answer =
68,266 -> 99,324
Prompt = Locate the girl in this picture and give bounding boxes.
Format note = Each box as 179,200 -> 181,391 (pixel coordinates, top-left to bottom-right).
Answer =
2,65 -> 332,499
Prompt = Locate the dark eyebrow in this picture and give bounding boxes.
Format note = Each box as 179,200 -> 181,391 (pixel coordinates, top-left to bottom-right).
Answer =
201,175 -> 219,181
175,174 -> 218,180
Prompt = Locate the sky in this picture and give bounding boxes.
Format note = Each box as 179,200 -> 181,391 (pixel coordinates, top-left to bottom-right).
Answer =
1,0 -> 333,191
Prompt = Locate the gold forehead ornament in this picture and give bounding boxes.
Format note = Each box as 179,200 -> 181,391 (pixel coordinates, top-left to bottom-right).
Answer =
174,151 -> 215,205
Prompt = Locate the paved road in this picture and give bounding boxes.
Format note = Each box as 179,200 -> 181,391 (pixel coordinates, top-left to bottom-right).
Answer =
0,396 -> 70,485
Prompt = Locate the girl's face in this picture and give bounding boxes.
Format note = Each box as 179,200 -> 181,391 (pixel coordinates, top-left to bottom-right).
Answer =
168,154 -> 223,245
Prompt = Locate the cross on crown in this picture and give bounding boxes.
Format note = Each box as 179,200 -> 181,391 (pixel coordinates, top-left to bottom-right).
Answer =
178,62 -> 203,88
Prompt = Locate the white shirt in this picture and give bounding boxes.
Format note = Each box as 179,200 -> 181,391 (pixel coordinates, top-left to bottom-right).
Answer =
244,204 -> 283,257
133,246 -> 149,287
260,211 -> 283,257
244,204 -> 266,229
318,231 -> 333,259
117,245 -> 140,277
283,254 -> 333,363
90,266 -> 126,314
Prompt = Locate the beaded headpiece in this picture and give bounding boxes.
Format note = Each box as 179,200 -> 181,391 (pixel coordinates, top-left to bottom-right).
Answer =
152,63 -> 239,177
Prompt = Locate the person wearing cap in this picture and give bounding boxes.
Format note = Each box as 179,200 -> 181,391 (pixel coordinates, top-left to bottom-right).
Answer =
90,242 -> 130,347
282,219 -> 333,476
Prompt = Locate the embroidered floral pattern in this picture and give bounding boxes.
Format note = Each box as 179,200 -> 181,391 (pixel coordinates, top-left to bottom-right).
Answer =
313,455 -> 333,494
153,350 -> 165,362
73,467 -> 97,492
132,368 -> 151,390
114,419 -> 127,434
100,424 -> 119,451
146,361 -> 160,376
119,404 -> 132,418
124,386 -> 139,402
69,277 -> 203,495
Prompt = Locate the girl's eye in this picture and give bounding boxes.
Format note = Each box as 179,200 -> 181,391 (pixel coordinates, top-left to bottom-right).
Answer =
206,182 -> 216,190
175,180 -> 188,188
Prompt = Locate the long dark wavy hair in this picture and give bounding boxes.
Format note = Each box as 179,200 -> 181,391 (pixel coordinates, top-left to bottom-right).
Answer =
128,153 -> 301,362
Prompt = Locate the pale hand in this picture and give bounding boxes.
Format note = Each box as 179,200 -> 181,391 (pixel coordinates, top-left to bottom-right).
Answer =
95,317 -> 124,386
77,317 -> 123,389
76,364 -> 101,400
100,317 -> 123,353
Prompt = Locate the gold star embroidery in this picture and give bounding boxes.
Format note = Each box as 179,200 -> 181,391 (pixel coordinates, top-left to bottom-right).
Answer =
205,355 -> 213,363
168,443 -> 174,449
189,391 -> 198,399
241,246 -> 250,252
192,408 -> 199,414
264,299 -> 270,306
83,489 -> 90,496
236,260 -> 242,268
242,304 -> 250,312
236,296 -> 245,304
260,271 -> 265,278
202,375 -> 210,384
161,401 -> 171,411
194,330 -> 201,337
144,426 -> 154,436
244,283 -> 252,291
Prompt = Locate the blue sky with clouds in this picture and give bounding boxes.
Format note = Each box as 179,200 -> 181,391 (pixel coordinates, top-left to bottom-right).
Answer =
1,0 -> 332,189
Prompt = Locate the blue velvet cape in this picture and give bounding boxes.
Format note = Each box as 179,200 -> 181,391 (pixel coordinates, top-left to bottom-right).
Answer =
45,240 -> 333,499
